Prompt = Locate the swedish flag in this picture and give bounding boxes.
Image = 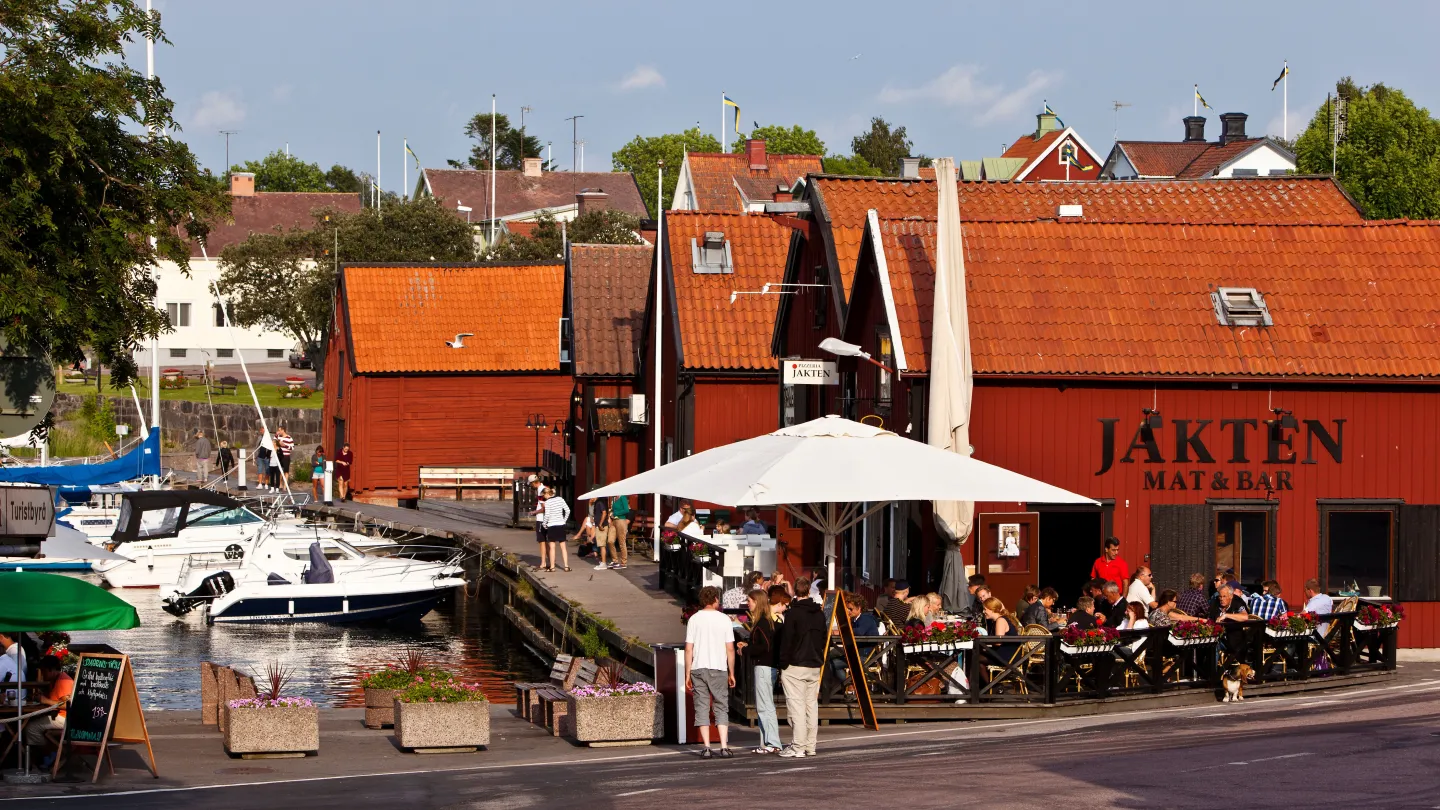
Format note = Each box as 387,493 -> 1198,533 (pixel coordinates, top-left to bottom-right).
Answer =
1271,64 -> 1289,91
406,143 -> 422,169
1043,101 -> 1066,129
723,95 -> 741,137
1195,86 -> 1213,110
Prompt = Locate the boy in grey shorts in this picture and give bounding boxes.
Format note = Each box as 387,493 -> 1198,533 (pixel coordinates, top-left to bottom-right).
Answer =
685,585 -> 736,758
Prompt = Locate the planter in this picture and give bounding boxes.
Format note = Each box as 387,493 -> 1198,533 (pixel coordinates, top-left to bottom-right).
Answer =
692,555 -> 711,564
393,700 -> 490,752
224,706 -> 319,757
1353,621 -> 1397,633
664,544 -> 682,551
902,640 -> 974,654
1167,634 -> 1219,647
566,693 -> 662,746
1265,627 -> 1313,638
364,688 -> 398,728
1060,642 -> 1116,656
285,377 -> 305,391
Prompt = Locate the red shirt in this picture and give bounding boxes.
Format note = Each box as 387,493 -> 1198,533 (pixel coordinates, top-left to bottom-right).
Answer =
48,673 -> 73,720
1090,556 -> 1130,585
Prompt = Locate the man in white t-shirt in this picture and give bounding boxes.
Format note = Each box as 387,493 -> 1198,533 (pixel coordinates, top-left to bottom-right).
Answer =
0,631 -> 26,703
1126,567 -> 1158,610
1303,578 -> 1334,636
685,585 -> 735,758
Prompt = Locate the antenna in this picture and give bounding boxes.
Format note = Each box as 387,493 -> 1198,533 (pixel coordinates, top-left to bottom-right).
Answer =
1111,101 -> 1132,142
565,115 -> 584,172
219,130 -> 239,175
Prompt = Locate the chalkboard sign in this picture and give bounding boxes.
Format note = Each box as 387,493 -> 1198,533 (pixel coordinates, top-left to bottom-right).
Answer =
56,654 -> 157,783
817,591 -> 878,731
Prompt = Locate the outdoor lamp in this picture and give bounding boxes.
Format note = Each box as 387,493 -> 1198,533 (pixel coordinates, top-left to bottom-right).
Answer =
819,337 -> 895,375
1142,408 -> 1162,430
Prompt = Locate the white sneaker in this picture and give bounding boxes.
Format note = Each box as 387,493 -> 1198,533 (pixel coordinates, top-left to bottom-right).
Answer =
777,746 -> 806,759
594,563 -> 608,570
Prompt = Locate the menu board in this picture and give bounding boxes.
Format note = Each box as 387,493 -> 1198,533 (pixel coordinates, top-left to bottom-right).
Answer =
65,655 -> 123,744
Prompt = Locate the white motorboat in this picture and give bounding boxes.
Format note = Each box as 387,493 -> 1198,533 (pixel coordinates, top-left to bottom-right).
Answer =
93,490 -> 392,588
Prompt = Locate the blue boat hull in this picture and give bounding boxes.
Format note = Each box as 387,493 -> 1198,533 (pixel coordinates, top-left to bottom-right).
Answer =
0,561 -> 94,572
207,588 -> 452,625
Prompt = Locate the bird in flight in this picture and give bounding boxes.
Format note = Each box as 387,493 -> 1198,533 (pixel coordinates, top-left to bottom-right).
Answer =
446,332 -> 474,349
851,53 -> 862,60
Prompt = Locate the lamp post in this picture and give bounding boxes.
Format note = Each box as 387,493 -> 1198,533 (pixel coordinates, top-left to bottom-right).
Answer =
525,413 -> 547,474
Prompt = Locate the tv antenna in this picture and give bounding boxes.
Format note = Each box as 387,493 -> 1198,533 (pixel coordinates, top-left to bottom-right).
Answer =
219,130 -> 240,174
1111,101 -> 1132,142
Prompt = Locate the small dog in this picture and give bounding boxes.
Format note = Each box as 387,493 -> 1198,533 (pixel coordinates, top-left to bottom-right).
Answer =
1222,663 -> 1255,702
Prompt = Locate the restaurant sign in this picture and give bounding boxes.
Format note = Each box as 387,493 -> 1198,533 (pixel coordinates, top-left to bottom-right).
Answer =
0,485 -> 54,537
783,360 -> 838,386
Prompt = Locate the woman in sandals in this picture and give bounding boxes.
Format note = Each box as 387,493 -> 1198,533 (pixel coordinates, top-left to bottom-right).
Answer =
738,587 -> 785,753
542,487 -> 572,572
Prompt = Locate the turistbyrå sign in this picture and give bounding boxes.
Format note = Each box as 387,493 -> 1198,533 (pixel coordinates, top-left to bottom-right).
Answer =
0,485 -> 53,537
783,360 -> 838,385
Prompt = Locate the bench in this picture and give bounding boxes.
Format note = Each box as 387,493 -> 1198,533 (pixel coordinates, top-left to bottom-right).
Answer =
210,376 -> 238,396
418,466 -> 514,501
513,655 -> 600,733
514,654 -> 575,721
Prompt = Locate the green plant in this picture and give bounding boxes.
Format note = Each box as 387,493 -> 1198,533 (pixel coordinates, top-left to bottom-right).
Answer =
77,394 -> 117,446
577,624 -> 611,660
396,681 -> 488,704
514,578 -> 534,600
260,662 -> 295,702
291,465 -> 313,483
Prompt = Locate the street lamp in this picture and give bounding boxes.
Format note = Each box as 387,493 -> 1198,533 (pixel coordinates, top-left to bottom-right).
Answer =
818,337 -> 896,374
456,203 -> 472,224
525,413 -> 547,474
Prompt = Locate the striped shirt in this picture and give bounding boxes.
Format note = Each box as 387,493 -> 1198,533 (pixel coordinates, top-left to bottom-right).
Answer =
1248,592 -> 1288,621
542,497 -> 571,528
275,433 -> 295,456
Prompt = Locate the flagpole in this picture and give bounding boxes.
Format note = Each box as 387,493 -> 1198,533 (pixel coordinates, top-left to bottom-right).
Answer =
1194,84 -> 1198,117
490,94 -> 497,248
403,137 -> 408,202
652,159 -> 664,562
377,131 -> 381,206
1283,61 -> 1289,140
720,91 -> 726,153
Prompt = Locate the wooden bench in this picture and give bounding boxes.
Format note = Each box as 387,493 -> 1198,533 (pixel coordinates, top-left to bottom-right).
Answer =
514,655 -> 600,733
210,376 -> 238,396
419,466 -> 515,501
514,654 -> 575,721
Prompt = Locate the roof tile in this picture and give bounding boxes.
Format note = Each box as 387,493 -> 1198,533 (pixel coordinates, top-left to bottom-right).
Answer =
201,192 -> 362,256
570,244 -> 652,377
424,169 -> 648,220
684,152 -> 823,211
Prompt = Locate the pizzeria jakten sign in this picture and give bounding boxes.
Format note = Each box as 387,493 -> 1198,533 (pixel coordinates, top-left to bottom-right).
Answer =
1093,414 -> 1345,491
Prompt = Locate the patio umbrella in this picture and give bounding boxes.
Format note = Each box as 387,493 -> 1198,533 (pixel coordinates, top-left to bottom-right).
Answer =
0,572 -> 140,631
581,416 -> 1096,588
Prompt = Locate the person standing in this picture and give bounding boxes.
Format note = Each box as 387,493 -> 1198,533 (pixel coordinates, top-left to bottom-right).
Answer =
334,442 -> 353,500
193,430 -> 212,484
542,488 -> 571,572
216,440 -> 235,484
254,438 -> 273,491
274,427 -> 295,484
684,585 -> 736,758
738,587 -> 783,754
310,445 -> 326,501
0,631 -> 26,704
608,494 -> 630,570
1090,537 -> 1130,586
778,576 -> 826,759
529,475 -> 546,546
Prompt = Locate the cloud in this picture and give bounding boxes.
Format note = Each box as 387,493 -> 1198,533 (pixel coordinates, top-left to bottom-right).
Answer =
1263,108 -> 1307,141
617,65 -> 666,92
192,91 -> 245,129
271,83 -> 293,103
975,70 -> 1060,125
879,65 -> 1061,126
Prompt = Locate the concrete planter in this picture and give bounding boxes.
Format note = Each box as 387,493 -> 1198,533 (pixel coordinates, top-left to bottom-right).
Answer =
393,700 -> 490,752
363,688 -> 398,728
224,706 -> 319,757
566,693 -> 662,745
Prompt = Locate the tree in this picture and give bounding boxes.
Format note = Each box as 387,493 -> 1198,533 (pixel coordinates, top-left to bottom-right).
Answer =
1294,78 -> 1440,219
612,127 -> 724,215
231,150 -> 364,194
852,117 -> 916,176
821,154 -> 885,176
731,125 -> 825,155
448,112 -> 546,171
218,197 -> 474,387
0,1 -> 228,386
484,209 -> 644,262
323,165 -> 363,194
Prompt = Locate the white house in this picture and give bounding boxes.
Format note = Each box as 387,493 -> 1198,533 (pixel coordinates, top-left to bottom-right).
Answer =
1101,113 -> 1297,180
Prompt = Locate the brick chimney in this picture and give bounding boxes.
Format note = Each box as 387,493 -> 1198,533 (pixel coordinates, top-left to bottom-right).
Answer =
576,188 -> 608,217
773,184 -> 793,203
1217,112 -> 1248,146
1183,116 -> 1207,143
523,157 -> 543,178
900,157 -> 922,178
230,172 -> 256,197
746,138 -> 767,170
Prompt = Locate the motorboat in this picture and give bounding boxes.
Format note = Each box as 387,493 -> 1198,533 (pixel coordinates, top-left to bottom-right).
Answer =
93,490 -> 392,588
161,524 -> 466,625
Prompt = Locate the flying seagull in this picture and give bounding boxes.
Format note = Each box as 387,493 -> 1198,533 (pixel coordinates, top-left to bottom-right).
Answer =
851,53 -> 862,60
446,332 -> 474,349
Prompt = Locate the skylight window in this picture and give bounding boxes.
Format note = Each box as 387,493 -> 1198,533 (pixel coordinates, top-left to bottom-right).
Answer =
1212,287 -> 1273,327
691,231 -> 733,274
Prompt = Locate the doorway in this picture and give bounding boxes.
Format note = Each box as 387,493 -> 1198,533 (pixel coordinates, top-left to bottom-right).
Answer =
1215,511 -> 1267,588
1038,509 -> 1104,606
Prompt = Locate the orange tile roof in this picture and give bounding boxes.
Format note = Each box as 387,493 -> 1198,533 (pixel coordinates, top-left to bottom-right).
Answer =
342,263 -> 564,373
1115,138 -> 1272,179
1175,138 -> 1265,179
684,152 -> 823,211
570,244 -> 653,377
811,176 -> 1365,296
1000,130 -> 1064,176
862,219 -> 1440,379
665,211 -> 795,370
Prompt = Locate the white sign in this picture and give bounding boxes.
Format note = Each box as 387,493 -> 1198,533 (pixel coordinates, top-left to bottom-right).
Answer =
1,486 -> 54,537
782,360 -> 837,386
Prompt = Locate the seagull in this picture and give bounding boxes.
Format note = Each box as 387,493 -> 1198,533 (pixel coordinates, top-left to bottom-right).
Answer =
446,332 -> 474,349
851,53 -> 862,60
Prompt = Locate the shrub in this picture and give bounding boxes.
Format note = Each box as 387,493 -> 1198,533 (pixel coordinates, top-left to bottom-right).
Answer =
396,681 -> 488,704
577,624 -> 610,659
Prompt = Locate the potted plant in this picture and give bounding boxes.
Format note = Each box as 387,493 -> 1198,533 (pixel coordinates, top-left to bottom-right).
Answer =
285,375 -> 305,391
359,650 -> 448,729
1059,625 -> 1120,655
1265,611 -> 1319,638
661,528 -> 682,552
687,539 -> 711,563
224,664 -> 318,757
566,667 -> 661,746
1354,603 -> 1404,632
902,620 -> 980,654
393,680 -> 490,753
1168,619 -> 1220,647
162,367 -> 182,382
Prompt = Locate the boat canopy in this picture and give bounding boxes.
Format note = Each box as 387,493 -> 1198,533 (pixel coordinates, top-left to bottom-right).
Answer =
0,432 -> 161,486
111,489 -> 243,545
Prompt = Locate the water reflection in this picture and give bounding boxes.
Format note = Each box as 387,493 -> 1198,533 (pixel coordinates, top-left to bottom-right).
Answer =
67,575 -> 546,710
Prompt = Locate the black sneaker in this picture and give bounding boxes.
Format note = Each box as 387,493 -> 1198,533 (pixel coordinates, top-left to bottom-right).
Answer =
700,747 -> 713,759
719,748 -> 734,758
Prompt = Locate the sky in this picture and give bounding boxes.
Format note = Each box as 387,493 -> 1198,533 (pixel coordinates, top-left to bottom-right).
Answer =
135,0 -> 1440,195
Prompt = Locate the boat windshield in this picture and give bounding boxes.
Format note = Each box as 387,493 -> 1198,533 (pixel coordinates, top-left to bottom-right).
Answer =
187,506 -> 263,527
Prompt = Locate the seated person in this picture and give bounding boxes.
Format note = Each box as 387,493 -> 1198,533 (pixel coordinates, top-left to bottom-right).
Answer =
1117,601 -> 1150,631
1016,585 -> 1042,626
848,593 -> 880,637
1148,588 -> 1204,627
25,655 -> 72,760
903,597 -> 932,631
881,580 -> 913,629
712,518 -> 731,536
1068,596 -> 1099,629
955,586 -> 992,623
1038,587 -> 1063,628
1098,581 -> 1127,627
1209,584 -> 1250,623
740,509 -> 767,535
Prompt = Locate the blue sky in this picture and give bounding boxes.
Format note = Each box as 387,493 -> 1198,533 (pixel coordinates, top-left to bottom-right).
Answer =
138,0 -> 1440,194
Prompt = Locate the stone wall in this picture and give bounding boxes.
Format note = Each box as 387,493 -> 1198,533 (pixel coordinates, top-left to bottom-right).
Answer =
52,393 -> 324,460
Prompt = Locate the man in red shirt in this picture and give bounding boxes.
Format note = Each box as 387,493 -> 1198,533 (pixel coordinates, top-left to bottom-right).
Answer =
25,656 -> 72,753
1090,537 -> 1130,587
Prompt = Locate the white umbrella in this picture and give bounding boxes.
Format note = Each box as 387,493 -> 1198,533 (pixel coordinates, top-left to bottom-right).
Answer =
581,416 -> 1095,587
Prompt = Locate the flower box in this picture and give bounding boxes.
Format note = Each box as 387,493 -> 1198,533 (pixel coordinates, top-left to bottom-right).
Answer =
364,688 -> 398,729
692,555 -> 711,563
566,692 -> 662,746
1060,642 -> 1116,656
224,702 -> 319,757
393,699 -> 490,752
1264,627 -> 1312,638
664,543 -> 683,551
1167,634 -> 1218,647
902,640 -> 974,654
284,376 -> 305,390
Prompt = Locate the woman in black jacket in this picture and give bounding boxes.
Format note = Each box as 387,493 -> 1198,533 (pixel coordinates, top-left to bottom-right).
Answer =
741,588 -> 785,753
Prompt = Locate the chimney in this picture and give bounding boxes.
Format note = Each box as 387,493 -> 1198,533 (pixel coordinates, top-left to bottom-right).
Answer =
522,157 -> 543,178
746,138 -> 767,170
1217,112 -> 1248,145
576,188 -> 608,218
900,157 -> 922,178
773,184 -> 793,203
1183,116 -> 1207,143
1036,112 -> 1061,136
230,172 -> 256,197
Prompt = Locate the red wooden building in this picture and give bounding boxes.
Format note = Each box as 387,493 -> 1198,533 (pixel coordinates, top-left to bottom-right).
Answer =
322,262 -> 571,502
840,216 -> 1440,647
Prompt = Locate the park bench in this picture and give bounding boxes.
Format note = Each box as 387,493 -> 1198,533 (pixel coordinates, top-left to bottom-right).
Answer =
418,466 -> 514,500
210,376 -> 238,396
513,654 -> 598,735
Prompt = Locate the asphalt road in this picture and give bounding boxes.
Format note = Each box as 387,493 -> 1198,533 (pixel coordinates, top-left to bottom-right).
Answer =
9,675 -> 1440,809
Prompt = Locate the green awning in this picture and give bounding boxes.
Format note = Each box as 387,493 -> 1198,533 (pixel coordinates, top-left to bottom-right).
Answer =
0,572 -> 140,630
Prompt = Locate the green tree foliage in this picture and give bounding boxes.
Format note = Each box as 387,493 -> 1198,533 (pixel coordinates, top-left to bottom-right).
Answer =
323,165 -> 363,194
448,112 -> 547,171
485,209 -> 644,262
0,1 -> 228,386
218,198 -> 474,387
1294,78 -> 1440,219
851,117 -> 916,176
731,125 -> 825,156
612,127 -> 724,215
821,154 -> 885,176
231,150 -> 364,194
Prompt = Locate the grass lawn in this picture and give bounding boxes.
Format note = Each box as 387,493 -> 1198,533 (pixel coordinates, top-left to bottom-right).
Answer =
58,375 -> 322,410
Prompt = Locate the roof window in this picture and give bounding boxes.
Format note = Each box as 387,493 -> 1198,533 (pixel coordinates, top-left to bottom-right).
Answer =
691,231 -> 733,274
1212,287 -> 1273,327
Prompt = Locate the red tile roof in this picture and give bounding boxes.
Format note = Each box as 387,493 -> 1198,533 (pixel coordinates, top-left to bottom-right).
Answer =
1115,138 -> 1270,179
199,192 -> 362,257
342,263 -> 564,373
423,169 -> 648,220
811,176 -> 1365,296
570,244 -> 653,377
999,130 -> 1064,177
1175,138 -> 1265,179
861,218 -> 1440,379
665,211 -> 795,370
683,152 -> 823,211
505,220 -> 540,238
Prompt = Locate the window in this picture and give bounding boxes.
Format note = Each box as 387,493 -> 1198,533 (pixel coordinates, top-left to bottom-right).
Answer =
1057,141 -> 1077,165
1215,511 -> 1267,585
812,265 -> 828,331
267,349 -> 284,359
691,232 -> 733,274
1324,510 -> 1393,596
875,329 -> 894,413
1230,168 -> 1260,177
559,317 -> 572,364
216,348 -> 234,358
188,506 -> 262,527
166,302 -> 191,327
168,348 -> 187,359
213,303 -> 226,327
1211,287 -> 1273,327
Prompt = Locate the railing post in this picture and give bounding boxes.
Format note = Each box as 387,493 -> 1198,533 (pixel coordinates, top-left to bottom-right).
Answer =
1382,626 -> 1398,670
1338,615 -> 1354,674
1147,627 -> 1165,694
967,640 -> 982,704
895,642 -> 907,705
1043,635 -> 1058,705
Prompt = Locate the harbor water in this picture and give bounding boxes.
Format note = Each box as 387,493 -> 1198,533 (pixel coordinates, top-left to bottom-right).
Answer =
67,574 -> 546,710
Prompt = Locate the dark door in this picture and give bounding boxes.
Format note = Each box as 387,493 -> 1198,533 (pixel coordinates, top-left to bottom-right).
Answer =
1395,505 -> 1439,601
1038,510 -> 1103,606
1150,504 -> 1212,596
332,418 -> 345,453
976,512 -> 1039,609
